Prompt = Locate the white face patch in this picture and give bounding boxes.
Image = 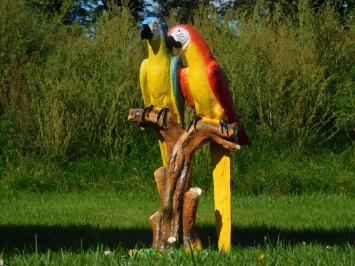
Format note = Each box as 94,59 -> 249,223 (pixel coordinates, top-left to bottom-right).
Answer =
171,27 -> 190,49
149,19 -> 161,41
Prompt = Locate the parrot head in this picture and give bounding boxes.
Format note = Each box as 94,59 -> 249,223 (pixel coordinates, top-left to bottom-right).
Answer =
168,25 -> 213,63
169,26 -> 190,49
141,17 -> 182,50
140,17 -> 167,41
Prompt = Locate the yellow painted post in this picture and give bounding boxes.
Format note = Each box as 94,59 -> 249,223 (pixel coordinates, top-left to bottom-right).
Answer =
210,142 -> 231,252
158,140 -> 168,167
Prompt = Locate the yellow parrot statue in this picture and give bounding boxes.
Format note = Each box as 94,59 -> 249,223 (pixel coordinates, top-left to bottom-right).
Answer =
140,17 -> 184,166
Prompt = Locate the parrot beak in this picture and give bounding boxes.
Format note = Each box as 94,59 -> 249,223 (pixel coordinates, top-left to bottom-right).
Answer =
171,37 -> 182,48
167,36 -> 182,50
141,24 -> 153,40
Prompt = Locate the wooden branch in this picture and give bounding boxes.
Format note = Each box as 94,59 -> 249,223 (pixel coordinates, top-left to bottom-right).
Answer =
183,187 -> 202,250
128,107 -> 241,250
161,118 -> 240,246
149,167 -> 166,249
154,167 -> 166,208
128,108 -> 175,128
149,211 -> 162,249
128,108 -> 184,157
164,120 -> 240,213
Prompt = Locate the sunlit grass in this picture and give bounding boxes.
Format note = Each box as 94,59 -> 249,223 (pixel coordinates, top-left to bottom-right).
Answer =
0,192 -> 354,265
1,191 -> 354,230
3,244 -> 354,266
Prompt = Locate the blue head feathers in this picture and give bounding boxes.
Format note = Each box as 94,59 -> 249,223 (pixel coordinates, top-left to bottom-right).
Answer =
141,16 -> 168,38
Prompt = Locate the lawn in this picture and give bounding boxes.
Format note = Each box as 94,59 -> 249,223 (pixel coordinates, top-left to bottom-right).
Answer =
0,191 -> 354,265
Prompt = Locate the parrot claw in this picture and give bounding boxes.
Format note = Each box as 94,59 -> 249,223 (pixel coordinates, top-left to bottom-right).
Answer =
157,107 -> 169,126
142,105 -> 154,122
186,116 -> 202,132
219,119 -> 229,135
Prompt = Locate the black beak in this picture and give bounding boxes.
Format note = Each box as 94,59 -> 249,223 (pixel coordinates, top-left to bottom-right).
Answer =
141,24 -> 153,40
166,36 -> 182,50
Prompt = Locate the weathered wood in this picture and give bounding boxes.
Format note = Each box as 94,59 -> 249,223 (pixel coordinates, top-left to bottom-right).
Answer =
162,120 -> 239,246
149,211 -> 162,249
183,187 -> 202,250
128,108 -> 184,154
154,167 -> 166,208
128,108 -> 240,250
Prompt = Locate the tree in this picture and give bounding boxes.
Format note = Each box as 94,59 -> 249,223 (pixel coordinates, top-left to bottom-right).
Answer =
231,0 -> 354,22
155,0 -> 210,23
25,0 -> 145,26
96,0 -> 144,21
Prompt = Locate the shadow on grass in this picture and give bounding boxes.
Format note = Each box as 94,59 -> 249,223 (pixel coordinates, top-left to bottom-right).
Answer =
1,224 -> 354,252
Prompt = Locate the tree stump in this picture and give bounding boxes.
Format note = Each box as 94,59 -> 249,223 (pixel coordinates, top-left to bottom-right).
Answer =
128,107 -> 240,250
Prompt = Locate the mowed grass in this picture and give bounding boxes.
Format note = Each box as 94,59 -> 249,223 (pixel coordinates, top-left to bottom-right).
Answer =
0,191 -> 354,265
5,244 -> 354,266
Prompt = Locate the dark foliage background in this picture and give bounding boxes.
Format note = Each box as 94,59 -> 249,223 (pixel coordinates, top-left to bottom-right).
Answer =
0,0 -> 354,194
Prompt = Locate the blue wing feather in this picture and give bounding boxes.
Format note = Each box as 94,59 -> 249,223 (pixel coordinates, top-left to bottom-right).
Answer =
171,56 -> 185,126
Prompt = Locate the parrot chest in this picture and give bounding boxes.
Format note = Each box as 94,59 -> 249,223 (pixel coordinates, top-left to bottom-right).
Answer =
188,70 -> 218,109
184,67 -> 224,121
145,59 -> 172,104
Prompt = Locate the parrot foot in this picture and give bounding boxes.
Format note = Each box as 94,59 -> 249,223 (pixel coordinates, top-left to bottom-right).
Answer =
157,107 -> 169,127
186,116 -> 202,132
142,105 -> 154,122
219,119 -> 229,135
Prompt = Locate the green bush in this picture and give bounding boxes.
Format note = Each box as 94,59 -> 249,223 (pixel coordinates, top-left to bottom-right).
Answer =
193,2 -> 354,149
0,1 -> 354,194
1,2 -> 145,158
30,9 -> 144,157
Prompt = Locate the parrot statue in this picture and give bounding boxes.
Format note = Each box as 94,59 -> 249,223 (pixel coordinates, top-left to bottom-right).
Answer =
139,17 -> 184,167
168,24 -> 251,251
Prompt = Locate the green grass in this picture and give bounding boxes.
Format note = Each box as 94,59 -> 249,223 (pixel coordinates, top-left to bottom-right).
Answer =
0,191 -> 354,265
4,244 -> 354,265
1,141 -> 354,195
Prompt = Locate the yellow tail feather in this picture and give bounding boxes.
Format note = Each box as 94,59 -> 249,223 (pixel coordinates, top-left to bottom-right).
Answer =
210,143 -> 231,252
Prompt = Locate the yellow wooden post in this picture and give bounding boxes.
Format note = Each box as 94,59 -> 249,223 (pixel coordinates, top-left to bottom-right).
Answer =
158,140 -> 168,167
210,143 -> 231,252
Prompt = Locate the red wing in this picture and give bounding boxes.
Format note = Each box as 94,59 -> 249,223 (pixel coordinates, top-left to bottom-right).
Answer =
207,60 -> 239,123
180,67 -> 195,109
207,61 -> 251,145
